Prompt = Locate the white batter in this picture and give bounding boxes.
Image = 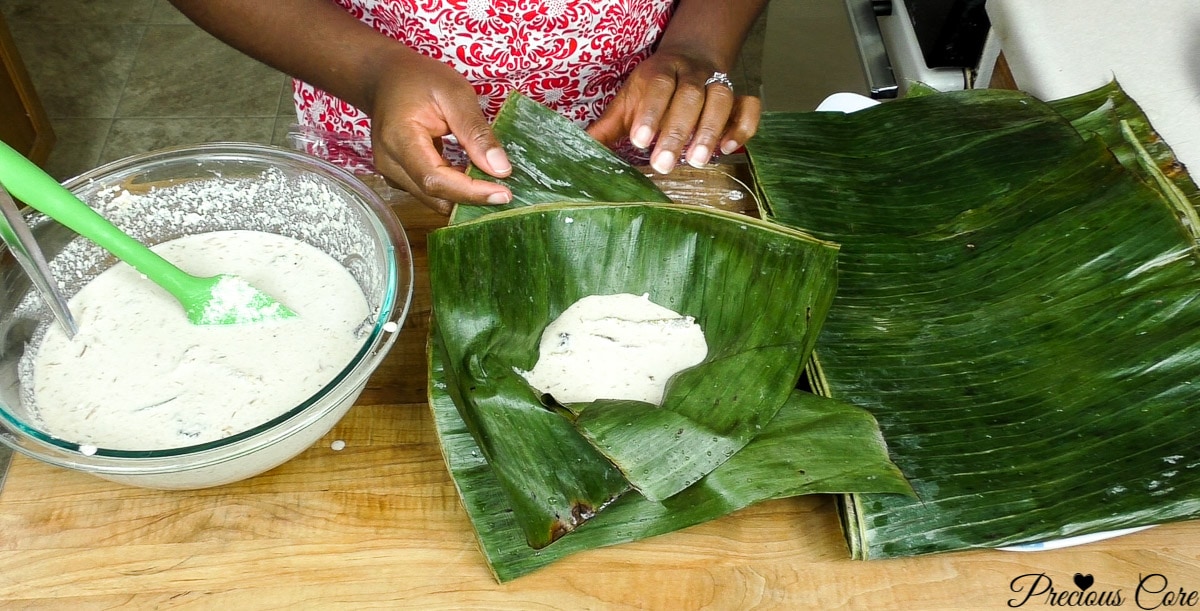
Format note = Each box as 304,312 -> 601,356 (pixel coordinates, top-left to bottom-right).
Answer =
29,230 -> 370,450
518,293 -> 708,406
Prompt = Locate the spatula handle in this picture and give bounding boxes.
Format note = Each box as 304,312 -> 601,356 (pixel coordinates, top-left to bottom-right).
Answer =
0,141 -> 200,301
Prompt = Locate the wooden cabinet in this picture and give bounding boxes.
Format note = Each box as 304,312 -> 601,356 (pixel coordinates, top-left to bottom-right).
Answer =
0,12 -> 53,165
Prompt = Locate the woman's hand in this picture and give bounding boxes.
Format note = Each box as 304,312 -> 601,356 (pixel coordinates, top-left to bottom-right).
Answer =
588,0 -> 768,174
366,52 -> 513,214
167,0 -> 513,215
587,47 -> 761,174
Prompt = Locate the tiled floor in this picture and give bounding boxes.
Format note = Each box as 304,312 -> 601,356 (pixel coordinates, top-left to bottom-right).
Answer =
1,0 -> 292,180
1,0 -> 867,181
761,0 -> 869,111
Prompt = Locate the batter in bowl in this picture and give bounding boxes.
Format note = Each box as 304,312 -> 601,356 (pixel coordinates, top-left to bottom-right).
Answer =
27,229 -> 370,451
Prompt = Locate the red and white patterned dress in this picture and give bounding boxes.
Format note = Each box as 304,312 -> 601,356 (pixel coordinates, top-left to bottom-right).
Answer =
293,0 -> 675,172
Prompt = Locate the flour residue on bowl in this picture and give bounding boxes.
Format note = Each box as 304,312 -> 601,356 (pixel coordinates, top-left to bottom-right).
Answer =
26,230 -> 370,451
21,167 -> 385,304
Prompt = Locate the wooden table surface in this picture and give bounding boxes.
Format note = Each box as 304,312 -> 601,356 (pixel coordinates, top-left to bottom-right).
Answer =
2,167 -> 1199,610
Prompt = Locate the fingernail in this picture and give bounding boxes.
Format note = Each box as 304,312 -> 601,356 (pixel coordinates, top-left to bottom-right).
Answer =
486,148 -> 511,175
686,145 -> 711,168
720,140 -> 740,155
632,125 -> 654,149
486,191 -> 511,204
651,150 -> 676,174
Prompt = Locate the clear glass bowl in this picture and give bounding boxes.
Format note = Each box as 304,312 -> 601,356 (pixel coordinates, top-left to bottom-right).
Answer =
0,143 -> 413,489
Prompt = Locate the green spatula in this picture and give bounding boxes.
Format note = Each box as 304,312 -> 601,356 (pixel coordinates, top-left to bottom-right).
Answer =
0,141 -> 297,325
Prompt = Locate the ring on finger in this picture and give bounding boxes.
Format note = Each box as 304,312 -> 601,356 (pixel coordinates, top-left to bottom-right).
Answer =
703,71 -> 734,93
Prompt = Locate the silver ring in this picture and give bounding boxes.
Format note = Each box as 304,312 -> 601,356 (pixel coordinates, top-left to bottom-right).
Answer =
703,71 -> 734,92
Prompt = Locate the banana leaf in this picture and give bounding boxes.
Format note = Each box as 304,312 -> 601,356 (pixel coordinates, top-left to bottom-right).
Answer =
452,92 -> 671,224
428,328 -> 913,582
428,201 -> 840,547
747,85 -> 1200,558
1050,81 -> 1200,239
906,80 -> 1197,234
430,308 -> 629,550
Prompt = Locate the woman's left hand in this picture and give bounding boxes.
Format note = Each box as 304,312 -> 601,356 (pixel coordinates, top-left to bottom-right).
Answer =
587,46 -> 761,174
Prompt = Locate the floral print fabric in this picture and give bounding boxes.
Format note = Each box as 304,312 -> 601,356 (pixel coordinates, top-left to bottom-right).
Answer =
293,0 -> 674,172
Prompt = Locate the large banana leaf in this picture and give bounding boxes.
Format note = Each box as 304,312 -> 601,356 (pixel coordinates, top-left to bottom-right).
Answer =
452,92 -> 671,224
747,85 -> 1200,558
429,202 -> 841,548
428,329 -> 913,582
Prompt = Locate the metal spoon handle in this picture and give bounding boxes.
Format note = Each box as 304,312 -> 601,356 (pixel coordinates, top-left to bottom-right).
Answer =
0,185 -> 78,338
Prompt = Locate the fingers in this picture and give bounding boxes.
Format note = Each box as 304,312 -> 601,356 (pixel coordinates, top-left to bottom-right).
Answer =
374,121 -> 512,214
648,75 -> 707,174
446,101 -> 512,180
587,95 -> 632,149
720,95 -> 761,155
369,72 -> 513,214
624,65 -> 759,175
683,82 -> 736,168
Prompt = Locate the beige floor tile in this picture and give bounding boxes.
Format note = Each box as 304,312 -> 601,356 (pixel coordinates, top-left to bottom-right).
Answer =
0,0 -> 154,23
100,117 -> 276,164
116,25 -> 286,119
272,118 -> 300,149
277,78 -> 298,117
43,118 -> 111,180
761,0 -> 869,111
6,22 -> 144,119
149,0 -> 193,24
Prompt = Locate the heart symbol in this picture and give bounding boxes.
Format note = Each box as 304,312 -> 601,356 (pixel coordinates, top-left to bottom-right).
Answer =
1074,573 -> 1095,591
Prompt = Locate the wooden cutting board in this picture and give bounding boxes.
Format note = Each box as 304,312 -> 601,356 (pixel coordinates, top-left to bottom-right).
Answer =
2,168 -> 1198,609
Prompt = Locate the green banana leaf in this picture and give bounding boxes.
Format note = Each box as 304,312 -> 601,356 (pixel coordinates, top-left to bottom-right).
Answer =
452,92 -> 671,224
430,305 -> 629,550
908,80 -> 1196,229
1051,81 -> 1200,240
428,328 -> 913,582
747,85 -> 1200,558
429,202 -> 841,547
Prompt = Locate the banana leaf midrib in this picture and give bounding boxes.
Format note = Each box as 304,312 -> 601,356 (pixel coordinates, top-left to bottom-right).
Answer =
450,199 -> 838,248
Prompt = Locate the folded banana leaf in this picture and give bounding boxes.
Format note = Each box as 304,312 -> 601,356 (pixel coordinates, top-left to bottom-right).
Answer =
429,329 -> 913,582
453,92 -> 671,225
747,84 -> 1200,558
429,202 -> 841,549
1050,81 -> 1200,239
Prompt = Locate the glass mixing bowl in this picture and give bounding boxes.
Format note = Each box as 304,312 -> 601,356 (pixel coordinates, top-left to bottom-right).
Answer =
0,143 -> 413,489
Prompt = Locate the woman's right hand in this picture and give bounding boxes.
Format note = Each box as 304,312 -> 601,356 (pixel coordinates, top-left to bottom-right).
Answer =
166,0 -> 513,214
366,51 -> 514,214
